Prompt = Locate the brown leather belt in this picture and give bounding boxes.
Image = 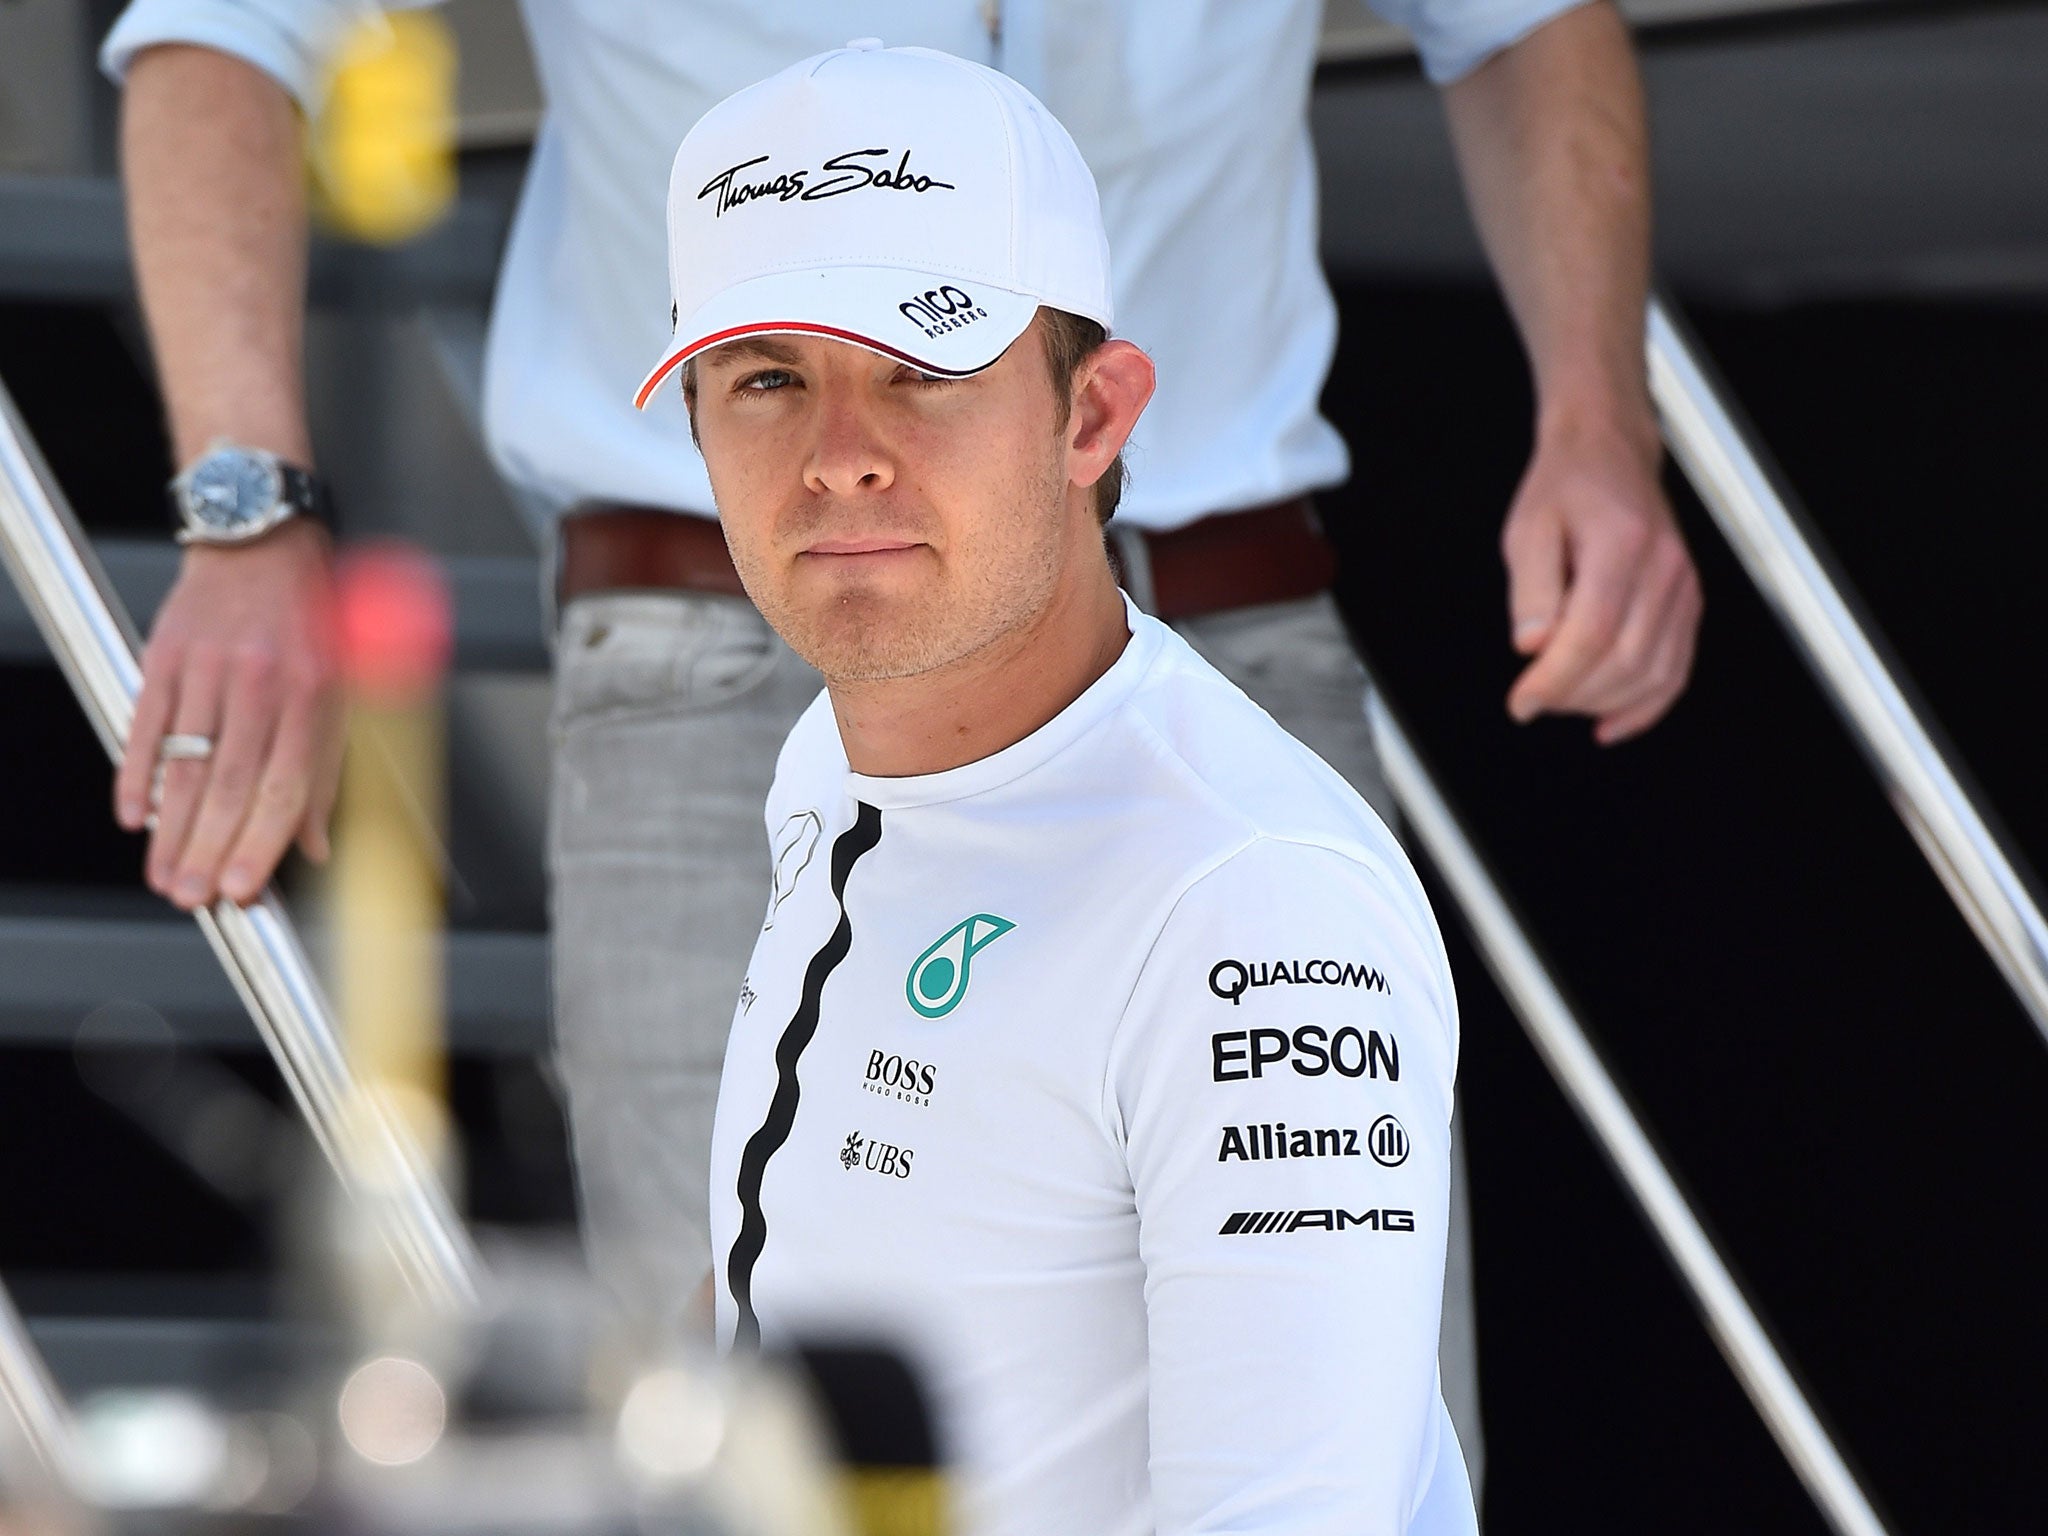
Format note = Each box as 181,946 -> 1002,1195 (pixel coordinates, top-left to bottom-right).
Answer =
558,495 -> 1335,621
558,505 -> 751,603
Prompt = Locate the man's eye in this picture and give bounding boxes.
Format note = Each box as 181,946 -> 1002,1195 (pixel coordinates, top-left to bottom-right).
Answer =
738,369 -> 796,393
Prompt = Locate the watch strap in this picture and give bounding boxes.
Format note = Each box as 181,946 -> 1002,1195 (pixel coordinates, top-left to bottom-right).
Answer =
278,462 -> 336,531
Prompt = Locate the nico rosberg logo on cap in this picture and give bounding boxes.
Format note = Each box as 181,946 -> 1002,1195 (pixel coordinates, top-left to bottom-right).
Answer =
906,914 -> 1014,1018
899,285 -> 988,339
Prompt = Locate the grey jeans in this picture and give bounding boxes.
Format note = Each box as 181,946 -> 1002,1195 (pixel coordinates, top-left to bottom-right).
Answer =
547,587 -> 1483,1489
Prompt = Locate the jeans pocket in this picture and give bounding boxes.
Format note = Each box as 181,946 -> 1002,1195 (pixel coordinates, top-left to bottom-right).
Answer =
554,595 -> 780,731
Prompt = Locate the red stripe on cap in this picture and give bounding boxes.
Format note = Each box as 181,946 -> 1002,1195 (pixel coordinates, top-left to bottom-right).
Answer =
633,320 -> 989,410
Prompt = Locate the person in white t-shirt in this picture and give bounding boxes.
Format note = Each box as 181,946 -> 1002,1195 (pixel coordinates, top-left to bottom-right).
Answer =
653,43 -> 1476,1533
103,1 -> 1703,1483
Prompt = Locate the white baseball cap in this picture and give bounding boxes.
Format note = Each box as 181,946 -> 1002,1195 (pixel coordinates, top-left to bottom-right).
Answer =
633,38 -> 1113,411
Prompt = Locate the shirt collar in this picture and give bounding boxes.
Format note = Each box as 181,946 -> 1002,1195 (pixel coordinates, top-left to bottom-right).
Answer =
843,591 -> 1160,810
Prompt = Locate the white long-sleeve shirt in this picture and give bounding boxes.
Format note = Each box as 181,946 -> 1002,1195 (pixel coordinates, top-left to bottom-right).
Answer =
712,604 -> 1476,1534
102,0 -> 1581,531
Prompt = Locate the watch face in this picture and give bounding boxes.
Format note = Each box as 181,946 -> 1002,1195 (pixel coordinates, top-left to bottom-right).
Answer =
185,453 -> 283,535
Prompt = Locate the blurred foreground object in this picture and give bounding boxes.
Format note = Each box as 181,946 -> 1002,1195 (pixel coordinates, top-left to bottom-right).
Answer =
332,541 -> 453,1149
310,10 -> 458,245
786,1346 -> 946,1536
8,1234 -> 891,1536
328,542 -> 458,1332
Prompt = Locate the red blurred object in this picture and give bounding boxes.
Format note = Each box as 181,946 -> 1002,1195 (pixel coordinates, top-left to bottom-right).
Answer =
335,541 -> 454,701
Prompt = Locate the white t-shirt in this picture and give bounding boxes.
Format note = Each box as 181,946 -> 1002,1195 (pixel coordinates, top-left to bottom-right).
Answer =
711,605 -> 1477,1535
101,0 -> 1581,532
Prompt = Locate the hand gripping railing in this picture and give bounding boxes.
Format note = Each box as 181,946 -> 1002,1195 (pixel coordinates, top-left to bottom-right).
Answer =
1648,296 -> 2048,1048
0,376 -> 485,1317
1368,693 -> 1892,1536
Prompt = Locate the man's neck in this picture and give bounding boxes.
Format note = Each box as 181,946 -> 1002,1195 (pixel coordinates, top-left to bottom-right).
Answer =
828,566 -> 1130,779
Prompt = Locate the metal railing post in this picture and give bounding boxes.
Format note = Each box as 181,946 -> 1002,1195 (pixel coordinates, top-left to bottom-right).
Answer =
0,376 -> 484,1315
1368,692 -> 1893,1536
0,1276 -> 82,1499
1648,295 -> 2048,1047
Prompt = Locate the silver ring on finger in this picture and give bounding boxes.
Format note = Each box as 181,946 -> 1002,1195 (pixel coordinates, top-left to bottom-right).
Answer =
158,733 -> 216,762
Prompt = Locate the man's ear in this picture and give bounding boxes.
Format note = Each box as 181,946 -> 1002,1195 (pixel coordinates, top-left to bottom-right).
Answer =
1066,339 -> 1155,491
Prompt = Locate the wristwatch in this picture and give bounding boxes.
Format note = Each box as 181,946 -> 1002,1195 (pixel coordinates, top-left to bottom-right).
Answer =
168,442 -> 335,546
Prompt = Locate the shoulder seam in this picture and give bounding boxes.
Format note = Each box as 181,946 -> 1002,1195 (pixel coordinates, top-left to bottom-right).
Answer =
1124,668 -> 1387,854
1100,830 -> 1398,1145
1096,828 -> 1259,1150
1124,700 -> 1264,840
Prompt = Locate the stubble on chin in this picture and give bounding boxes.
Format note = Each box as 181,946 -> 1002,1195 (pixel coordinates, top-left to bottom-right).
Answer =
765,558 -> 1040,683
780,584 -> 957,682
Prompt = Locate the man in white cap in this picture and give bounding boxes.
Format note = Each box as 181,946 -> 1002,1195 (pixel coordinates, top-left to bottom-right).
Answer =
104,0 -> 1699,1487
668,42 -> 1475,1533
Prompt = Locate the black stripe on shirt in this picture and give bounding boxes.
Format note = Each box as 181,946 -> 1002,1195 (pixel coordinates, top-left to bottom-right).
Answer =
727,800 -> 883,1350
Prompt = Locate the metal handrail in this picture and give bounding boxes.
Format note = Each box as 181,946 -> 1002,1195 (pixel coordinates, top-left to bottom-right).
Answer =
1368,693 -> 1892,1536
0,1275 -> 82,1497
1648,296 -> 2048,1047
0,376 -> 484,1316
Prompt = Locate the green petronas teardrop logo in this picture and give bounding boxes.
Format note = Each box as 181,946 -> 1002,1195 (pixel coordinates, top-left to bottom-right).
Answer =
906,914 -> 1015,1018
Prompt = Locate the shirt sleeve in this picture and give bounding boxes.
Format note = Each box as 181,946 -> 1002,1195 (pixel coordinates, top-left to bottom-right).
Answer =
1363,0 -> 1594,83
99,0 -> 435,112
1107,836 -> 1466,1534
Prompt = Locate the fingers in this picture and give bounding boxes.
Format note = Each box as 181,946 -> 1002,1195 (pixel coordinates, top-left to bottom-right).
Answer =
145,649 -> 227,899
1500,426 -> 1706,742
1594,562 -> 1703,745
1505,513 -> 1649,724
1560,530 -> 1696,722
296,691 -> 347,866
173,638 -> 348,907
1501,497 -> 1567,659
160,646 -> 283,908
220,680 -> 342,900
116,648 -> 180,831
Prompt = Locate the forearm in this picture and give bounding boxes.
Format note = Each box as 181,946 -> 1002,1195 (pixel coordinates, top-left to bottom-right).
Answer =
1442,1 -> 1655,452
122,44 -> 312,468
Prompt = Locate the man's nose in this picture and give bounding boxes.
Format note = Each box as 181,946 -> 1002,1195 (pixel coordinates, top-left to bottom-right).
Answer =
804,395 -> 896,497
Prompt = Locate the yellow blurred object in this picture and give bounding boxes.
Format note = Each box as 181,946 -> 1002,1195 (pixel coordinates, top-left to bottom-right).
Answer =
309,10 -> 458,245
329,543 -> 458,1280
334,702 -> 446,1147
324,697 -> 456,1332
841,1468 -> 948,1536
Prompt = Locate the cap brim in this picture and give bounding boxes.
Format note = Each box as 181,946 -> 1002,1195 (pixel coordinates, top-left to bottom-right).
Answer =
634,267 -> 1041,410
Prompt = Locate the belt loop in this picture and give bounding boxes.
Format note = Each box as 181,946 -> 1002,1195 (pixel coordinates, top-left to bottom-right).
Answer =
1107,519 -> 1157,616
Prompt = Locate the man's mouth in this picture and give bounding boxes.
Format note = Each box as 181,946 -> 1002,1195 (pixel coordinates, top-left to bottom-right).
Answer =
801,537 -> 922,556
